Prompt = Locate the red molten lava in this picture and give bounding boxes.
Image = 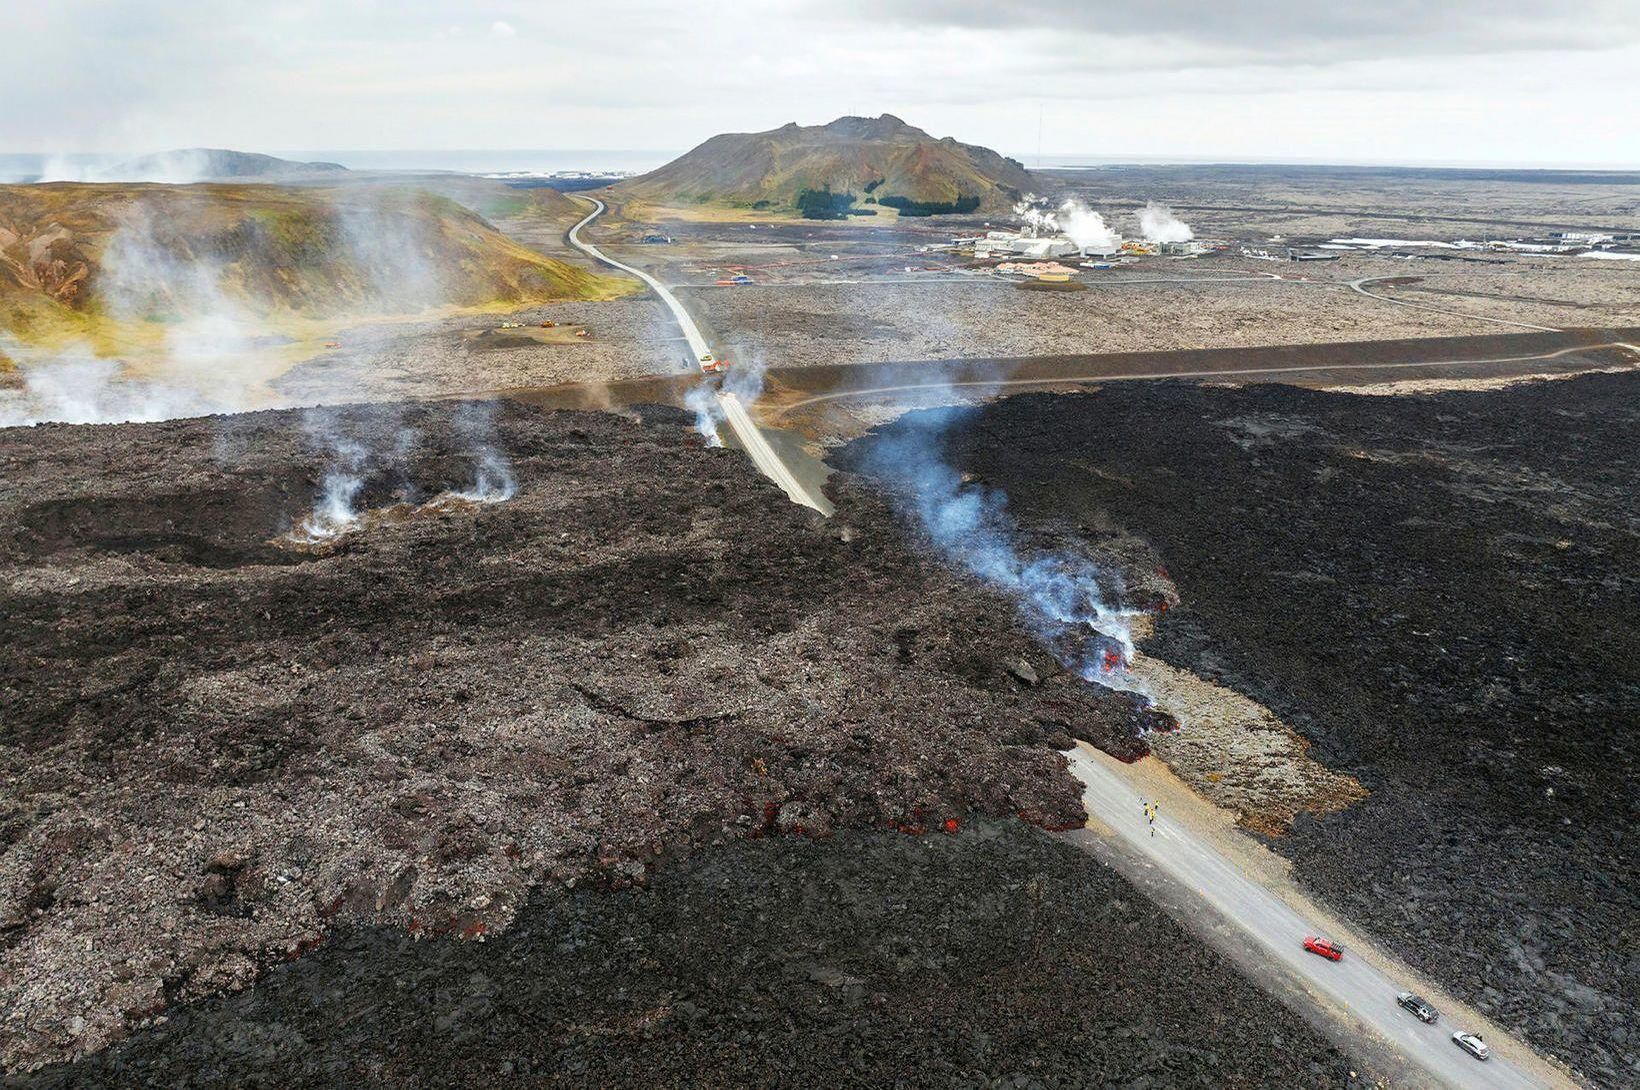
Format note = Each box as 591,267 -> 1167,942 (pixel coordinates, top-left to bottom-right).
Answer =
1101,646 -> 1126,673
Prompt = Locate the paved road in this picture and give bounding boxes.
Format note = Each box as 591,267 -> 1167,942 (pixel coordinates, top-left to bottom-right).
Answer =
1349,276 -> 1561,332
566,197 -> 827,512
563,199 -> 1583,1085
1061,747 -> 1557,1090
676,273 -> 1293,288
769,340 -> 1639,419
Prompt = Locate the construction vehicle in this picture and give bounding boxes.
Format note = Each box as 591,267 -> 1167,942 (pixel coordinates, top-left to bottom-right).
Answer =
699,352 -> 729,375
540,320 -> 556,328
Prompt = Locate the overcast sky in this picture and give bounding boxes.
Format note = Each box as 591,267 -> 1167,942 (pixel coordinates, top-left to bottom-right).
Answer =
9,0 -> 1640,167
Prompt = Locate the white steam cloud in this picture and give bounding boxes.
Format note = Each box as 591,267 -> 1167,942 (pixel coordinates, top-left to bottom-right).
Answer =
452,401 -> 517,502
1138,201 -> 1194,243
0,348 -> 238,427
1,189 -> 468,429
38,150 -> 213,185
1012,194 -> 1123,251
289,402 -> 519,544
1012,194 -> 1059,236
684,384 -> 724,447
1055,200 -> 1121,252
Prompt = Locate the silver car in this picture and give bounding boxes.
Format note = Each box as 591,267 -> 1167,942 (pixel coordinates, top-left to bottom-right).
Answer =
1451,1030 -> 1490,1061
1396,992 -> 1439,1023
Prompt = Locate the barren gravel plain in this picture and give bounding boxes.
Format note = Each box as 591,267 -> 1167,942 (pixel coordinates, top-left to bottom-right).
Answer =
86,165 -> 1634,410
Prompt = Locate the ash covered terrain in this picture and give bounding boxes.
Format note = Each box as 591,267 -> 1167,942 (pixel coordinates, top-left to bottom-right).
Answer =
840,373 -> 1639,1086
1,400 -> 1227,1079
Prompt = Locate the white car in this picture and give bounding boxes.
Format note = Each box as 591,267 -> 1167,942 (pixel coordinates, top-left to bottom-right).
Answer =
1451,1030 -> 1490,1061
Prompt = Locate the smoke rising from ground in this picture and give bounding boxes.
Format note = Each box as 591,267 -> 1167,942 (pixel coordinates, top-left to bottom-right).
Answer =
452,400 -> 517,501
684,384 -> 724,446
291,402 -> 518,542
858,405 -> 1145,692
2,188 -> 474,429
1137,201 -> 1194,243
0,346 -> 239,426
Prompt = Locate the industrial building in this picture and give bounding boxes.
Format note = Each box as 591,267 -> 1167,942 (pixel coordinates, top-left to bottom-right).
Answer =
967,230 -> 1087,259
969,230 -> 1079,259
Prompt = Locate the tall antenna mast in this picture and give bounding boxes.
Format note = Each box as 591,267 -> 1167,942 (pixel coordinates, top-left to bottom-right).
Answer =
1037,103 -> 1044,169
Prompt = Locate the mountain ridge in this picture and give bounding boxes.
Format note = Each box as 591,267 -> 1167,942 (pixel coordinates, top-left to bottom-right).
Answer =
615,114 -> 1033,218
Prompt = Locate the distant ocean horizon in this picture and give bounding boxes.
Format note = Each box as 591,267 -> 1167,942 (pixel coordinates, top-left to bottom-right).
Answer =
2,148 -> 1635,182
275,148 -> 677,174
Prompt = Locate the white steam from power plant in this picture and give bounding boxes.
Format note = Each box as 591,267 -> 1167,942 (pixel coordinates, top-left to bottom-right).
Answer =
1055,200 -> 1121,252
1137,201 -> 1194,243
1013,195 -> 1060,236
1010,195 -> 1124,252
1012,195 -> 1195,250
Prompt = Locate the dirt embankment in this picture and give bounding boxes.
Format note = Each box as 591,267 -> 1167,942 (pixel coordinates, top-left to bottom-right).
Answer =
844,375 -> 1638,1086
9,822 -> 1366,1089
0,400 -> 1157,1072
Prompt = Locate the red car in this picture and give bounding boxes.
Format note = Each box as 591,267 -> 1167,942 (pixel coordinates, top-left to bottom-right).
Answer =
1303,935 -> 1344,961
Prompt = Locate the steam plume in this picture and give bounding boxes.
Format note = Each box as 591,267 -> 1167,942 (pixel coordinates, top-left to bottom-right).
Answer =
1013,195 -> 1124,252
1012,194 -> 1059,236
860,407 -> 1144,690
684,385 -> 724,446
0,348 -> 235,427
296,435 -> 369,541
1056,199 -> 1121,252
458,450 -> 517,502
1138,202 -> 1194,243
452,401 -> 517,502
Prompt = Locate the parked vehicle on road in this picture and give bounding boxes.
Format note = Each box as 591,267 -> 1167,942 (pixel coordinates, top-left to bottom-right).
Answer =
1451,1030 -> 1490,1060
1302,935 -> 1343,961
1396,992 -> 1439,1023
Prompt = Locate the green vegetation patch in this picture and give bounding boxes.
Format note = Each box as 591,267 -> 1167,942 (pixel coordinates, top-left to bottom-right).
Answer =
795,186 -> 858,220
877,194 -> 982,217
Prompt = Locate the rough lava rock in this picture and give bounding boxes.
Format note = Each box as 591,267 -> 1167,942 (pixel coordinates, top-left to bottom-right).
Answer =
0,399 -> 1152,1072
844,375 -> 1639,1086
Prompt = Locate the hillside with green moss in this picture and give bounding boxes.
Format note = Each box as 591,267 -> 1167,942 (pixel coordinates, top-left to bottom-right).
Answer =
0,183 -> 628,357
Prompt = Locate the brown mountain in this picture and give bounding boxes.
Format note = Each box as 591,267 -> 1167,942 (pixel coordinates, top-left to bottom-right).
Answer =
615,114 -> 1034,218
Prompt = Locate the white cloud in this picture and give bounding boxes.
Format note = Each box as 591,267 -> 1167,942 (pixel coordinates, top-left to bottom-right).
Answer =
1,1 -> 1637,167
